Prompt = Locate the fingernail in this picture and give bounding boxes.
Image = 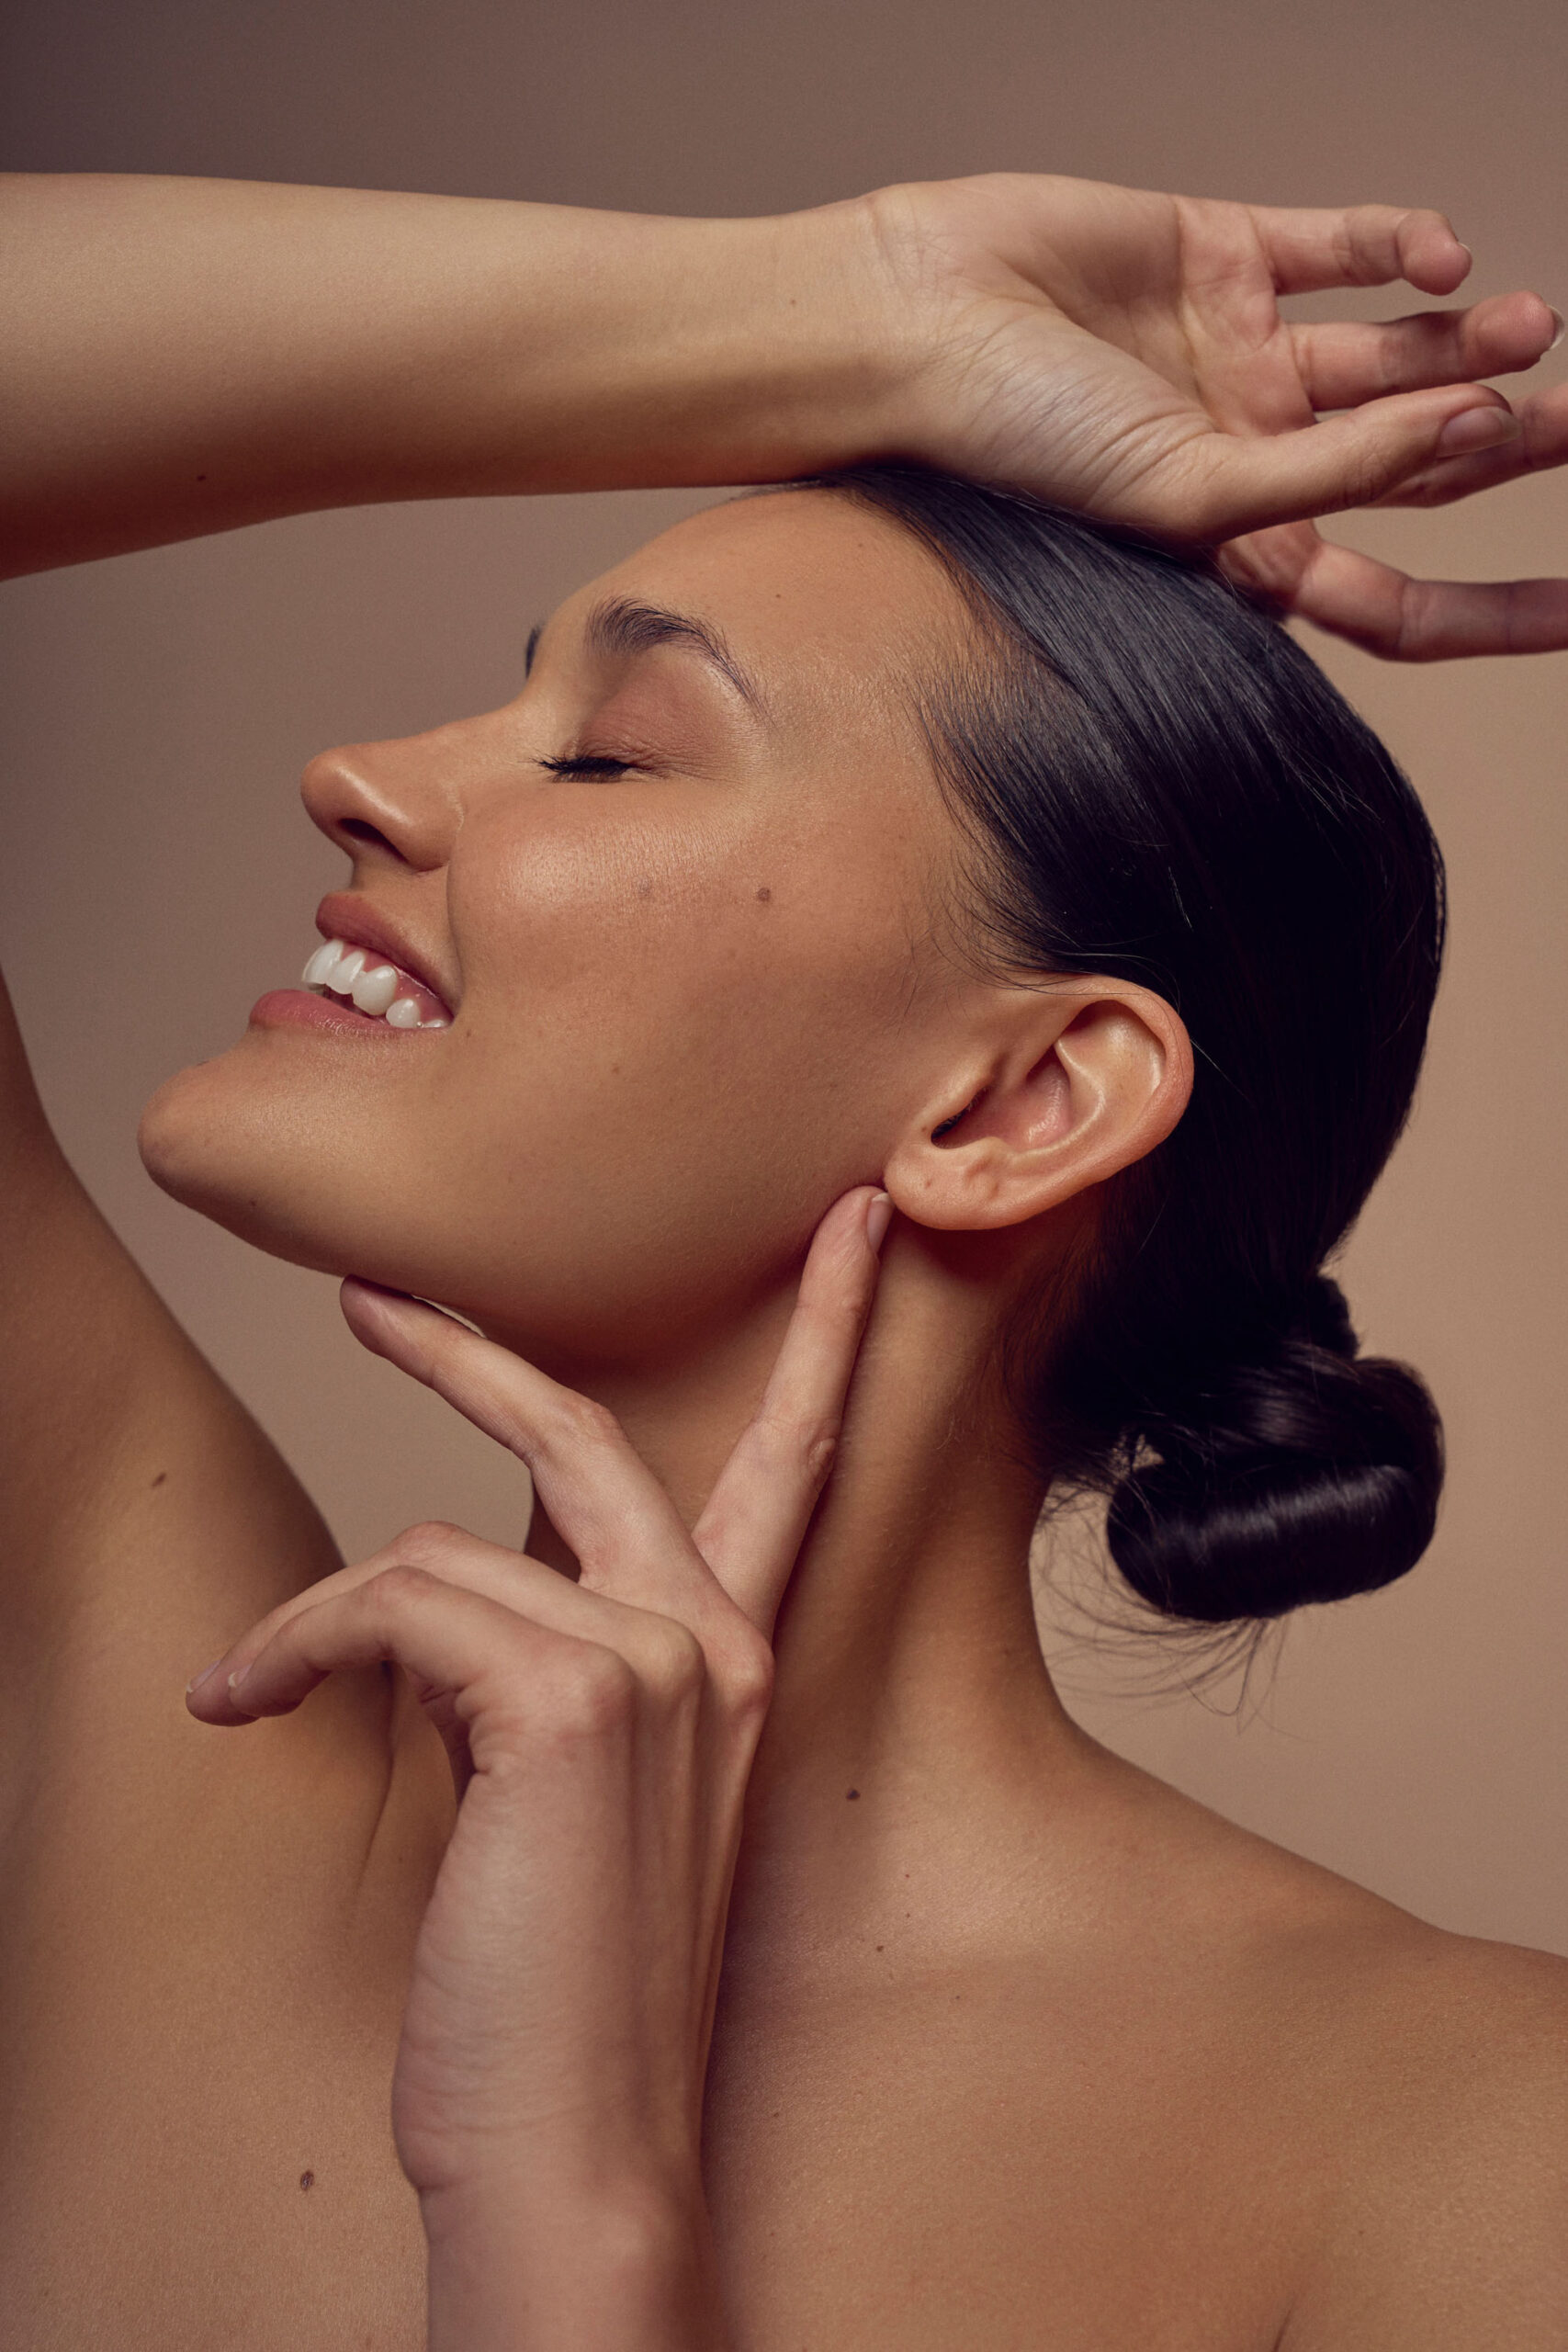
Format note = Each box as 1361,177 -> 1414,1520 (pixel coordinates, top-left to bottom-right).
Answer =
865,1193 -> 893,1254
186,1658 -> 223,1694
1548,307 -> 1565,354
1437,403 -> 1520,456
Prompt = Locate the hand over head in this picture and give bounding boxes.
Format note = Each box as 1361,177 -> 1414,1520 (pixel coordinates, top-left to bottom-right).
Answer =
871,172 -> 1568,658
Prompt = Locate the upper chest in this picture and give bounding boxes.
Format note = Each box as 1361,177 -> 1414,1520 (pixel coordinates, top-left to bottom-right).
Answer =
701,1962 -> 1322,2352
0,1692 -> 1321,2352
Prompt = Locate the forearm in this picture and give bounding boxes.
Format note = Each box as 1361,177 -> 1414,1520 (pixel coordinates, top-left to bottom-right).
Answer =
0,173 -> 904,577
421,2175 -> 728,2352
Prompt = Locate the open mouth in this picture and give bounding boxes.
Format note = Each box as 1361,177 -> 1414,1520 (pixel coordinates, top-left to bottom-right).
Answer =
300,937 -> 451,1029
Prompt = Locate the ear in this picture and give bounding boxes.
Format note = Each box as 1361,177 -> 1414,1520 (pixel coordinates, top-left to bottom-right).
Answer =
883,978 -> 1193,1234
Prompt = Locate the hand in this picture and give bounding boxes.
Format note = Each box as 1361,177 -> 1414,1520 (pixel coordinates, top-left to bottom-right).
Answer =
185,1185 -> 888,2346
871,172 -> 1568,657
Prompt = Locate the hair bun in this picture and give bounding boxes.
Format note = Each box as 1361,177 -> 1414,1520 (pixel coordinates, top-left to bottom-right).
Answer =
1106,1277 -> 1444,1623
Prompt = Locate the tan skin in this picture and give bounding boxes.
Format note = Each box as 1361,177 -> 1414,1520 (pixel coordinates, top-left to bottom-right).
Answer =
3,174 -> 1567,2349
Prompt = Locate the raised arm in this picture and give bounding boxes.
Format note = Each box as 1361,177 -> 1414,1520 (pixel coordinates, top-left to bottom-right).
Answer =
5,169 -> 1566,654
0,173 -> 889,574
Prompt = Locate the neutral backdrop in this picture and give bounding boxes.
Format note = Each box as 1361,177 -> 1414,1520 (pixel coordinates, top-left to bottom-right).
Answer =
2,0 -> 1564,1952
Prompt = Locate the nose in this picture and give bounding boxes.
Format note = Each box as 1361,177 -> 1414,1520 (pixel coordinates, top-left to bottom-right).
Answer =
300,723 -> 469,872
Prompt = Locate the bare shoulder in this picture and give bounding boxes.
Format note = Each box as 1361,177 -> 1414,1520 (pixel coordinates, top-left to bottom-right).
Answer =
1101,1743 -> 1568,2093
1086,1750 -> 1568,2347
1282,1913 -> 1568,2348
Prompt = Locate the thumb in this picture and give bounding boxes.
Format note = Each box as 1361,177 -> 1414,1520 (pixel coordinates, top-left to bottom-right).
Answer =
1176,388 -> 1520,540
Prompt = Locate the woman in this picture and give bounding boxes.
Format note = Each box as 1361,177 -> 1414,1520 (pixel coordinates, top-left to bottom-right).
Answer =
3,170 -> 1566,2348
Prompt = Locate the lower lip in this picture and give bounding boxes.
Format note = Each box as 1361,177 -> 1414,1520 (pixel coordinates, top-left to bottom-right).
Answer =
249,989 -> 444,1038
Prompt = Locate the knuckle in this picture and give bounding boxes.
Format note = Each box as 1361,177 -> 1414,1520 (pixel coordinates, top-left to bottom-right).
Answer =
720,1632 -> 776,1723
638,1616 -> 706,1706
363,1563 -> 438,1608
802,1429 -> 839,1486
547,1389 -> 625,1454
393,1520 -> 467,1562
1375,329 -> 1405,398
549,1645 -> 640,1737
1326,435 -> 1394,512
747,1408 -> 840,1479
364,1561 -> 432,1599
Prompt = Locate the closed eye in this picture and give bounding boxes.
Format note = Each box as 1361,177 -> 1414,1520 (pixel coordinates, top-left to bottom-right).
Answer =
537,752 -> 636,780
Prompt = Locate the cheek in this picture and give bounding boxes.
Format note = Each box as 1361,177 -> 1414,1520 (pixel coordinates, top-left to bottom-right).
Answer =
137,801 -> 946,1366
408,820 -> 918,1317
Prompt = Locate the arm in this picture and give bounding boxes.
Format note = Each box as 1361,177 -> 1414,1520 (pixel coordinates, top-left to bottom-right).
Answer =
0,959 -> 344,1723
6,169 -> 1567,652
0,172 -> 891,575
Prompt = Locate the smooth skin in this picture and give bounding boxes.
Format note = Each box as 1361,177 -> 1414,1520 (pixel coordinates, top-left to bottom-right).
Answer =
2,172 -> 1567,2351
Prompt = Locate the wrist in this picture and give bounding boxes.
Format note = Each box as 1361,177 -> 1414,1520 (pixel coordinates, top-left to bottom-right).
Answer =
498,193 -> 914,493
717,191 -> 922,480
421,2168 -> 726,2352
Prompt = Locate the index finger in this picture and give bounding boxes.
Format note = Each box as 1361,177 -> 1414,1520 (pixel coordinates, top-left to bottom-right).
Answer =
692,1185 -> 890,1634
339,1280 -> 701,1604
1249,201 -> 1472,299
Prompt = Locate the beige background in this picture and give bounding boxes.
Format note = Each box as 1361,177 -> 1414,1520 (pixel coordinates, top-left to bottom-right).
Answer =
1,0 -> 1564,1952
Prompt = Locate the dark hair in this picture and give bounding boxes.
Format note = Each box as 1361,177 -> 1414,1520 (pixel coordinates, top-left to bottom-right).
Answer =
810,466 -> 1446,1625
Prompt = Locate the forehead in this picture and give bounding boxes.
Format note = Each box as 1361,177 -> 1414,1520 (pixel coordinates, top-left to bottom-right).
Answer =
554,488 -> 969,728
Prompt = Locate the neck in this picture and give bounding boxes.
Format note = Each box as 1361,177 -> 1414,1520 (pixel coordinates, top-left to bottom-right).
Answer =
524,1225 -> 1094,1973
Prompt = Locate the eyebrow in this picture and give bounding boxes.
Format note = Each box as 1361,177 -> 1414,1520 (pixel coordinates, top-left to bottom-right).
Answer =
524,594 -> 764,714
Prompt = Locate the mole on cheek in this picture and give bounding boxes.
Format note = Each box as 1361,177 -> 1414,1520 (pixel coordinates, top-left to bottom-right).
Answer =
637,879 -> 653,899
755,886 -> 773,903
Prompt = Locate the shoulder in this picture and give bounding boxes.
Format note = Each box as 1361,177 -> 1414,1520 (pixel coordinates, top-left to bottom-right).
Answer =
1280,1923 -> 1568,2347
1090,1758 -> 1568,2345
1106,1750 -> 1568,2106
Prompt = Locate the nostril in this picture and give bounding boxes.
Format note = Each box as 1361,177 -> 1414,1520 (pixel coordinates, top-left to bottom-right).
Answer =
341,818 -> 398,853
300,740 -> 457,871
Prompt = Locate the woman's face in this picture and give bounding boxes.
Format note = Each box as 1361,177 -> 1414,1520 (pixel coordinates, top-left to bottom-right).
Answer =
140,490 -> 983,1372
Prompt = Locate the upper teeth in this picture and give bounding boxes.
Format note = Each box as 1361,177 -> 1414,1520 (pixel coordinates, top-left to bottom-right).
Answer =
300,937 -> 449,1028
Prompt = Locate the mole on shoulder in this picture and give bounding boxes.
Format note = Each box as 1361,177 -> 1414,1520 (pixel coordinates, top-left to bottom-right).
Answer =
150,1471 -> 167,1488
299,2169 -> 315,2191
846,1788 -> 860,1801
755,886 -> 773,903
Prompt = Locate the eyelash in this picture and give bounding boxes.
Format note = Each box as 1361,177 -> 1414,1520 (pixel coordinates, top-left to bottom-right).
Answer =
537,752 -> 635,780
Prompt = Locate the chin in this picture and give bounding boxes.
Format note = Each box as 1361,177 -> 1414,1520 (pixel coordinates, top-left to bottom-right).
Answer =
138,1054 -> 374,1280
137,1038 -> 818,1376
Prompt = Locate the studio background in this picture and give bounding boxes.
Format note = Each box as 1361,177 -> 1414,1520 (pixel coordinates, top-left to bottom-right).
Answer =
2,0 -> 1563,1952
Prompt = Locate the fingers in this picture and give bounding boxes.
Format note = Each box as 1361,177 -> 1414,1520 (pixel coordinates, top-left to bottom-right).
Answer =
340,1281 -> 698,1604
1291,539 -> 1568,661
1251,201 -> 1472,298
186,1520 -> 638,1703
188,1564 -> 624,1748
328,1183 -> 886,1651
692,1185 -> 889,1634
1371,379 -> 1568,510
1173,383 -> 1521,540
1293,290 -> 1562,411
1223,523 -> 1568,660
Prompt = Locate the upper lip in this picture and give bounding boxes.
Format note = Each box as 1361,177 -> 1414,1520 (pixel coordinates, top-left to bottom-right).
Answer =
312,893 -> 457,1017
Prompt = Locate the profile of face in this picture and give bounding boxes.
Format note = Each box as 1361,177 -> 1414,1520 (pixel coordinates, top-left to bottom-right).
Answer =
139,490 -> 1182,1382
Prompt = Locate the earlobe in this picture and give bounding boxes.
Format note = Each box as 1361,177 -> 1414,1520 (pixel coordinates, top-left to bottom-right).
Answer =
883,982 -> 1192,1236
